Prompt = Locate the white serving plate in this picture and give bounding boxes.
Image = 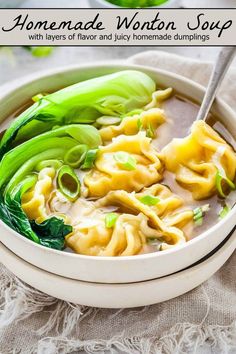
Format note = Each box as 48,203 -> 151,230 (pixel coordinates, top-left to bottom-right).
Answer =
0,63 -> 236,284
0,229 -> 235,308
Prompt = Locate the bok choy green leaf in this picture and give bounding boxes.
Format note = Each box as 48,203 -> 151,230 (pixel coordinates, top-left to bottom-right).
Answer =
30,217 -> 72,250
0,124 -> 101,250
0,124 -> 101,192
1,175 -> 39,243
0,70 -> 155,158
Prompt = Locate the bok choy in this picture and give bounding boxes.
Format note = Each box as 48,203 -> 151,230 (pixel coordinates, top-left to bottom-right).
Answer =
0,124 -> 101,192
0,124 -> 101,250
0,70 -> 155,158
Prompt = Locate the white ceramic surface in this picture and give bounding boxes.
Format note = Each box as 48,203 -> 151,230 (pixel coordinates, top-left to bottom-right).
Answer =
0,63 -> 236,284
0,230 -> 235,308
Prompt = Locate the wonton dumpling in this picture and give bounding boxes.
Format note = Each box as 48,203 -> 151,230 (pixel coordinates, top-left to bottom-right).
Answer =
66,213 -> 147,256
95,189 -> 187,248
84,132 -> 163,197
136,184 -> 193,233
161,121 -> 236,200
65,197 -> 146,256
145,88 -> 173,110
65,183 -> 193,256
99,108 -> 165,143
22,167 -> 55,222
136,184 -> 183,217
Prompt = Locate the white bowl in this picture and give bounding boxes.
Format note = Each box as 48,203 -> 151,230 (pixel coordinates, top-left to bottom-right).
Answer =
0,228 -> 235,308
0,63 -> 235,284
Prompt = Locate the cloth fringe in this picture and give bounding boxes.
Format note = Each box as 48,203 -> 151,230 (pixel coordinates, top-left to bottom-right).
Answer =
0,269 -> 57,328
35,322 -> 236,354
0,269 -> 236,354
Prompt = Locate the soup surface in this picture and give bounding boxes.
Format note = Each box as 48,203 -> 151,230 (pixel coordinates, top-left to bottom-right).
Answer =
0,70 -> 235,256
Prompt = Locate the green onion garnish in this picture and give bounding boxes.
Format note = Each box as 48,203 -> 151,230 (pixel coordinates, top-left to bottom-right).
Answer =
32,93 -> 44,102
64,144 -> 88,168
146,122 -> 155,139
159,244 -> 164,251
147,237 -> 160,245
35,159 -> 63,172
26,47 -> 53,57
219,205 -> 230,219
96,116 -> 121,126
125,109 -> 143,117
105,213 -> 118,228
139,195 -> 160,206
57,165 -> 80,201
114,152 -> 137,171
215,170 -> 235,198
137,117 -> 143,131
193,204 -> 210,226
81,149 -> 98,170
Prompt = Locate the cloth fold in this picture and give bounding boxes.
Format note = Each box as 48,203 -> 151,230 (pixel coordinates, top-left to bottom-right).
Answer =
0,51 -> 236,354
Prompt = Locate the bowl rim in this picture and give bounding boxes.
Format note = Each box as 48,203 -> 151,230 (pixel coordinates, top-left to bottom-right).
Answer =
0,61 -> 235,262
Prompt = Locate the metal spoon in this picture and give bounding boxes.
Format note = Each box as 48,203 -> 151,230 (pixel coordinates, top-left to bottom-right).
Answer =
196,47 -> 235,122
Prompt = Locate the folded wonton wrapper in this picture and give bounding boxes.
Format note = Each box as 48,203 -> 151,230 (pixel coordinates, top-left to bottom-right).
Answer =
22,167 -> 55,223
66,184 -> 193,256
84,132 -> 163,198
66,213 -> 146,257
161,121 -> 236,200
99,108 -> 165,143
21,163 -> 193,256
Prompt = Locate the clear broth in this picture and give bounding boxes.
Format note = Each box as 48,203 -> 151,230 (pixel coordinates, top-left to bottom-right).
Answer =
1,93 -> 235,255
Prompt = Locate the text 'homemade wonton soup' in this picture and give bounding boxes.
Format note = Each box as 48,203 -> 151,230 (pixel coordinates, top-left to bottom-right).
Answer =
0,70 -> 235,256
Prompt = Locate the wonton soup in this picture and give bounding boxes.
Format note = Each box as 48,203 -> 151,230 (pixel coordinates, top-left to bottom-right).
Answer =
0,70 -> 235,257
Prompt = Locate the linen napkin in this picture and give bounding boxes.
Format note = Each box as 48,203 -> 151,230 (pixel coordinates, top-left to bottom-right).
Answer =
0,51 -> 235,354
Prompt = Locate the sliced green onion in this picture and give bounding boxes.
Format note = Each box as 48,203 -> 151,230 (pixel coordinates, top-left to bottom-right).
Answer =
125,109 -> 143,117
219,205 -> 230,219
193,204 -> 210,226
96,116 -> 121,126
114,152 -> 137,171
64,144 -> 88,168
139,195 -> 160,206
35,159 -> 63,172
57,165 -> 80,201
81,149 -> 98,170
215,170 -> 236,198
159,244 -> 164,251
147,237 -> 160,245
193,208 -> 203,226
27,47 -> 53,57
32,93 -> 44,102
105,213 -> 118,228
137,117 -> 143,131
146,122 -> 155,139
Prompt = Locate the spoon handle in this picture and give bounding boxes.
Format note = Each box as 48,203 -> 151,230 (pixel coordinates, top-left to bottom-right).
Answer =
196,47 -> 235,121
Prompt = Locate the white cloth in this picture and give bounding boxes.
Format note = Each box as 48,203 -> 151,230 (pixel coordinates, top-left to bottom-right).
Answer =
0,51 -> 236,354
